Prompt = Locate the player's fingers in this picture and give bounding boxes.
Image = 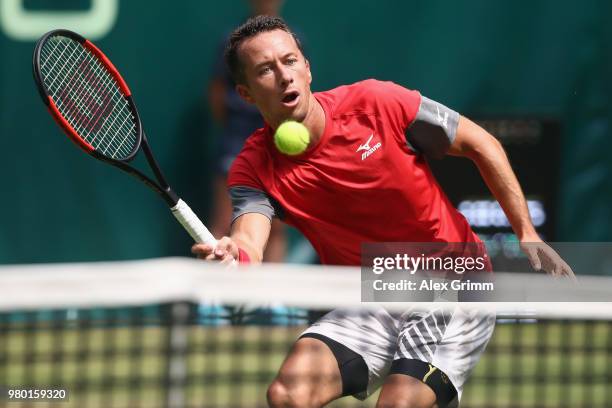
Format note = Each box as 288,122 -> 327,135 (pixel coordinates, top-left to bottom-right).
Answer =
213,237 -> 230,255
544,247 -> 572,278
191,244 -> 216,261
217,237 -> 238,251
205,253 -> 219,261
523,246 -> 541,271
216,236 -> 239,259
560,263 -> 577,280
192,243 -> 213,256
214,247 -> 228,258
205,247 -> 227,261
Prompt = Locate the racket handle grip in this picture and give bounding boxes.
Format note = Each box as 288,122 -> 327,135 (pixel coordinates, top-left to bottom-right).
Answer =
171,199 -> 217,246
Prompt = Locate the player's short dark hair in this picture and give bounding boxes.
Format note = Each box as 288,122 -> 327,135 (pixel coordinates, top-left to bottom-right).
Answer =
225,15 -> 305,85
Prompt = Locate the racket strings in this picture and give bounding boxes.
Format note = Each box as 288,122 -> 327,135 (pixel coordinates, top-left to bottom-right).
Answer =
42,44 -> 134,159
41,39 -> 135,159
41,38 -> 135,158
48,49 -> 120,143
40,36 -> 138,160
41,42 -> 128,151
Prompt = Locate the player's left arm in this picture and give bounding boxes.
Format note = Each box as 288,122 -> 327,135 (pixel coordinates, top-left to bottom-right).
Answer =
448,116 -> 574,277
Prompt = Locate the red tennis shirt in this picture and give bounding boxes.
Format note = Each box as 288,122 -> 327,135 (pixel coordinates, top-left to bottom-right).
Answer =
228,79 -> 480,265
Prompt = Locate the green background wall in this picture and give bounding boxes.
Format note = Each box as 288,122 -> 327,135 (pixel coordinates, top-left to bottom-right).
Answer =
0,0 -> 610,263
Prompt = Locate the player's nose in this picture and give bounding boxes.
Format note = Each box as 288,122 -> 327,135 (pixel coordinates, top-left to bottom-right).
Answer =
277,64 -> 293,87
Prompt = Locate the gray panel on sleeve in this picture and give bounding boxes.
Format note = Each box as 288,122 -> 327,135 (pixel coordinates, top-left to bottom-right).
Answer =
229,186 -> 275,224
406,96 -> 460,159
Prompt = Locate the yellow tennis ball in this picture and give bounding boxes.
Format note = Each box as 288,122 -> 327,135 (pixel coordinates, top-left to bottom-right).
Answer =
274,121 -> 310,155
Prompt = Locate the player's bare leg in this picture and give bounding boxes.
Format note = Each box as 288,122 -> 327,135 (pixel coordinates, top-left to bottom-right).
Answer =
375,374 -> 438,408
267,337 -> 343,408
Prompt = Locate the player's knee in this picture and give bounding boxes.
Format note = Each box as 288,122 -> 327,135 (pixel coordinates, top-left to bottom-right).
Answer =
376,400 -> 437,408
376,371 -> 440,408
266,380 -> 289,407
267,378 -> 319,408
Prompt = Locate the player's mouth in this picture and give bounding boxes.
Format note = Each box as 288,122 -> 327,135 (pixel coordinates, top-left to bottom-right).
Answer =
281,91 -> 300,108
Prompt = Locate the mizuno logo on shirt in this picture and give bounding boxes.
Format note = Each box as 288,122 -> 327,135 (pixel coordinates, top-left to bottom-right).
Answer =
356,134 -> 373,152
356,134 -> 382,160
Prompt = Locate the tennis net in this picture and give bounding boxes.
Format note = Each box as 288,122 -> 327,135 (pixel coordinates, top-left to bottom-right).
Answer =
0,258 -> 610,408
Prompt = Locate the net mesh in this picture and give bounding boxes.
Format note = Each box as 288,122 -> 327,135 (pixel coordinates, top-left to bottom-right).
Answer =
0,259 -> 609,408
39,35 -> 138,160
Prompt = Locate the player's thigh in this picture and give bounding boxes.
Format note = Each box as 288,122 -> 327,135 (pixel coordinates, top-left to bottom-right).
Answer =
268,337 -> 343,407
300,307 -> 400,399
388,308 -> 495,407
376,373 -> 438,408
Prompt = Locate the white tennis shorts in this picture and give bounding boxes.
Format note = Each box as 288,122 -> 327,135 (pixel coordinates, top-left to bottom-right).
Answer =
301,306 -> 495,402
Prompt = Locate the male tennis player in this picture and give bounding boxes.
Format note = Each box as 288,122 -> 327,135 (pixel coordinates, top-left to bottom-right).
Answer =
193,16 -> 573,408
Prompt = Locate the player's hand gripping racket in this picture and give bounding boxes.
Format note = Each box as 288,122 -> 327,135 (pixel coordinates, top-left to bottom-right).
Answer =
33,29 -> 217,248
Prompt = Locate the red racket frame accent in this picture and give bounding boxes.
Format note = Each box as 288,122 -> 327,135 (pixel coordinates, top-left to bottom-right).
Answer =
47,96 -> 94,152
33,30 -> 173,202
83,40 -> 131,97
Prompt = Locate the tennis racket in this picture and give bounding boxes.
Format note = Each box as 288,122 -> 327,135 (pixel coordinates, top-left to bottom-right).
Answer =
32,29 -> 217,247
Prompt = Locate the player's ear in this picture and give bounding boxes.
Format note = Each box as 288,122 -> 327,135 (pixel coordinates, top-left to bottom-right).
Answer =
236,84 -> 255,104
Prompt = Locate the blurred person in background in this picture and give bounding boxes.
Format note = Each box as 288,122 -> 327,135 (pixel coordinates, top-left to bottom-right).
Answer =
208,0 -> 287,262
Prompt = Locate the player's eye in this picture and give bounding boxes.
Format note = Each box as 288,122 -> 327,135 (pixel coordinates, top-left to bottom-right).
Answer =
286,58 -> 298,65
258,66 -> 272,76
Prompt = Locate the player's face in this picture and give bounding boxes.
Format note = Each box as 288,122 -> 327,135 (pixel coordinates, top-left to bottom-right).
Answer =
236,29 -> 312,127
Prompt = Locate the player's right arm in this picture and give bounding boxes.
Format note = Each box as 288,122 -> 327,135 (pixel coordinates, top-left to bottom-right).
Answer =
191,213 -> 270,264
229,212 -> 271,263
192,186 -> 274,264
195,128 -> 276,264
